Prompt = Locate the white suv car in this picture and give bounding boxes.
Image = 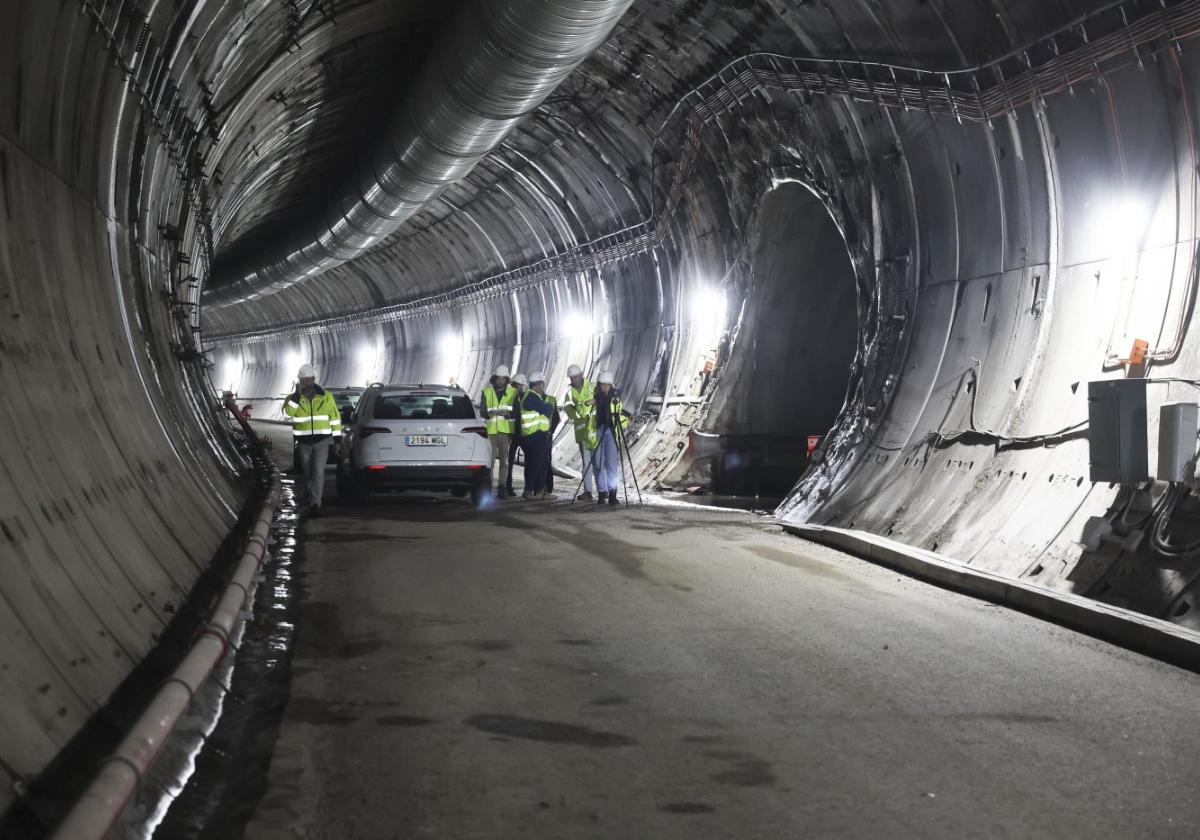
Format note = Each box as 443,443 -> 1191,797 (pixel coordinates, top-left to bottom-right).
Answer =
337,384 -> 492,506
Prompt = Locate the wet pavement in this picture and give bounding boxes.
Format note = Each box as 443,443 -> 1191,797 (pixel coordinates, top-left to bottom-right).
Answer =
239,423 -> 1200,839
153,477 -> 304,840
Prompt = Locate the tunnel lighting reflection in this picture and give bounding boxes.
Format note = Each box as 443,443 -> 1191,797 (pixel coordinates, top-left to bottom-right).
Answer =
286,349 -> 304,374
563,311 -> 594,338
355,341 -> 381,385
438,332 -> 464,384
690,286 -> 727,341
439,332 -> 464,357
1094,195 -> 1150,268
220,356 -> 241,393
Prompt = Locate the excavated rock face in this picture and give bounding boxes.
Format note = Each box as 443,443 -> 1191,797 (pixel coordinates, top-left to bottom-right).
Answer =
4,0 -> 1200,815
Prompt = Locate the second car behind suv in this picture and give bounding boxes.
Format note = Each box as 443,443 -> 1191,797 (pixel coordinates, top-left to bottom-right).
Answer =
337,383 -> 492,507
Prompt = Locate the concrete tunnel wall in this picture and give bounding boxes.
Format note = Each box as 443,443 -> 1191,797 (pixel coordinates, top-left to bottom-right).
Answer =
0,0 -> 257,814
7,0 -> 1200,821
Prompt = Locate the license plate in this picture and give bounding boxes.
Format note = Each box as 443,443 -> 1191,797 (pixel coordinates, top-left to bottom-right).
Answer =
405,435 -> 447,446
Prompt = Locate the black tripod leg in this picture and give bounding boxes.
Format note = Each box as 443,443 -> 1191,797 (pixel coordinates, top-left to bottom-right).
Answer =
615,428 -> 630,507
570,447 -> 596,505
616,423 -> 643,506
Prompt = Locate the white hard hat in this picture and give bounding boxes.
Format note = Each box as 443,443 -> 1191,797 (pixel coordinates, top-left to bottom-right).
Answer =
298,363 -> 316,379
567,364 -> 583,378
494,364 -> 511,378
513,372 -> 529,386
597,370 -> 615,384
530,371 -> 546,384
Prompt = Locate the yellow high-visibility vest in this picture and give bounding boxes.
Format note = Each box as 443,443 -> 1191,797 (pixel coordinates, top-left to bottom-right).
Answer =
564,380 -> 595,444
483,385 -> 517,435
283,388 -> 343,438
518,392 -> 551,436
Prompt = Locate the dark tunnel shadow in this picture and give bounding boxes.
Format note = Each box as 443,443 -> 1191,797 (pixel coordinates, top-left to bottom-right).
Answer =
693,181 -> 859,499
1062,485 -> 1200,625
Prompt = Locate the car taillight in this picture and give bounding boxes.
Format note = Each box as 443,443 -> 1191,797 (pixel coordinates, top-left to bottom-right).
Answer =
367,465 -> 387,471
359,426 -> 391,438
463,426 -> 488,438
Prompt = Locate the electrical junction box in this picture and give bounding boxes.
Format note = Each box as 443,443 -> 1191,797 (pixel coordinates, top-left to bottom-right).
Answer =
1088,379 -> 1148,483
1158,402 -> 1199,482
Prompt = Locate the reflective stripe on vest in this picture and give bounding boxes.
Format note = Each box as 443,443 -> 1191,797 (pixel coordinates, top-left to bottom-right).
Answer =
484,385 -> 517,435
519,394 -> 551,436
287,391 -> 339,437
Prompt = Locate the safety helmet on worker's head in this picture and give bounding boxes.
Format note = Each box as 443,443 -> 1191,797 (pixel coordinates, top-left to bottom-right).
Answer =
513,372 -> 529,387
566,364 -> 583,378
298,363 -> 316,379
530,371 -> 546,385
597,370 -> 615,385
494,364 -> 511,378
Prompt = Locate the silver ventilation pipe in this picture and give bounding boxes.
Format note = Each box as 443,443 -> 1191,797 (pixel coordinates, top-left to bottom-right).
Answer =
203,0 -> 636,309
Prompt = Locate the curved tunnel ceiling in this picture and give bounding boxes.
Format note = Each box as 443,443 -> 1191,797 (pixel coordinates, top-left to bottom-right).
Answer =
201,0 -> 1143,338
6,0 -> 1200,823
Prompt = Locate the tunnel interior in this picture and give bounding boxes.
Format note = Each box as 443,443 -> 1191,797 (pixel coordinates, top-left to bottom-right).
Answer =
697,181 -> 859,497
7,0 -> 1200,833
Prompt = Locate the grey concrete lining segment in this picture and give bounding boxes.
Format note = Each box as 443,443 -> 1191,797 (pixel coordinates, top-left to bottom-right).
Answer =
784,523 -> 1200,674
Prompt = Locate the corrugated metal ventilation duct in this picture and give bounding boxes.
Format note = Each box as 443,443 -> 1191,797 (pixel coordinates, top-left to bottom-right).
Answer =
203,0 -> 635,309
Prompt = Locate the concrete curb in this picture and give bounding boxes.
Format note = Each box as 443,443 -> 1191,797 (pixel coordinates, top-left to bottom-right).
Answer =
782,523 -> 1200,674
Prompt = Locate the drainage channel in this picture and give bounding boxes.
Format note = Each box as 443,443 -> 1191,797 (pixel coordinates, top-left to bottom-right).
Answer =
0,467 -> 274,839
148,477 -> 304,839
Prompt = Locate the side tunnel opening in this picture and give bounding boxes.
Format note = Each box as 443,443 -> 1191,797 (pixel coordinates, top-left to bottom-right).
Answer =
698,182 -> 859,500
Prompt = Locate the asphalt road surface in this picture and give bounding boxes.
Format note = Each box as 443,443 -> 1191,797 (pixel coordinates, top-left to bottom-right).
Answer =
243,423 -> 1200,839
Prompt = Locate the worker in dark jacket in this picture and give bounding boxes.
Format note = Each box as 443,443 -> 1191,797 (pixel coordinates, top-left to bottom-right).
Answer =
534,372 -> 560,493
518,372 -> 556,500
505,373 -> 529,497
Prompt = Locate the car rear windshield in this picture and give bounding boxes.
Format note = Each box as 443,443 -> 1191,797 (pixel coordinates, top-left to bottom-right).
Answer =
374,393 -> 475,420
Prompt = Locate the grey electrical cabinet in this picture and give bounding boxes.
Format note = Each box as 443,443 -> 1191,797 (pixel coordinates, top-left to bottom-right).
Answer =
1088,379 -> 1148,483
1158,402 -> 1199,482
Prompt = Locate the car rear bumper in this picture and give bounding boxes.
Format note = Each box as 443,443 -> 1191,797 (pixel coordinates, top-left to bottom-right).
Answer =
357,465 -> 491,490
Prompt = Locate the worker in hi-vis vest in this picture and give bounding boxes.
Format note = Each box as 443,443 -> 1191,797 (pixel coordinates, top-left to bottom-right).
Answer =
587,370 -> 630,506
562,364 -> 596,500
284,363 -> 342,517
537,374 -> 560,493
479,365 -> 518,499
518,372 -> 556,500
